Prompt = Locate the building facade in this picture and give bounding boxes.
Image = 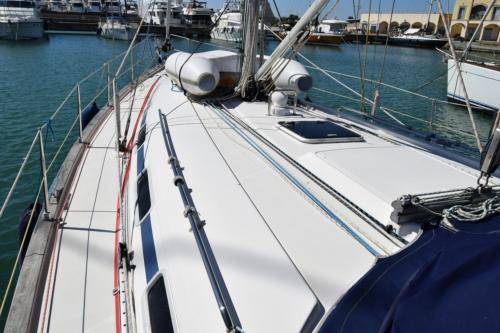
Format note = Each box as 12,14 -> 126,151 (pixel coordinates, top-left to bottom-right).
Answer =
450,0 -> 500,42
359,13 -> 449,35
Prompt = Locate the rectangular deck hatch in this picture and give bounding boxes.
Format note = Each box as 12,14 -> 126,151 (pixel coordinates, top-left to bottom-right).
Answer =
278,120 -> 364,143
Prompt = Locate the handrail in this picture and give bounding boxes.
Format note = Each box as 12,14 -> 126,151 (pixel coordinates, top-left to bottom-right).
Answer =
304,65 -> 468,108
170,34 -> 239,51
0,37 -> 154,230
0,132 -> 39,221
159,110 -> 243,333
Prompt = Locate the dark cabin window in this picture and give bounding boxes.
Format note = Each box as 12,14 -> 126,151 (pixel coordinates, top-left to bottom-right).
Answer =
148,276 -> 174,333
137,171 -> 151,220
137,125 -> 146,147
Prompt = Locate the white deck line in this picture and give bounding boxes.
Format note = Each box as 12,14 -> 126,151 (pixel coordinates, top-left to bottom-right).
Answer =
38,75 -> 159,333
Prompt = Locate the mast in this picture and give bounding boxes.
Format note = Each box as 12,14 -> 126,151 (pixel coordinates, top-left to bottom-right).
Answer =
425,0 -> 434,34
255,0 -> 331,82
238,0 -> 261,99
165,0 -> 171,37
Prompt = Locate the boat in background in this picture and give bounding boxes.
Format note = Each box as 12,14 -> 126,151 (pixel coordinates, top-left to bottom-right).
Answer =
98,15 -> 137,40
67,0 -> 84,13
210,0 -> 242,42
146,0 -> 182,27
306,19 -> 346,45
124,0 -> 138,15
87,0 -> 101,12
86,0 -> 101,13
388,28 -> 448,48
182,0 -> 213,29
447,58 -> 500,112
0,0 -> 44,40
45,0 -> 66,12
103,0 -> 120,15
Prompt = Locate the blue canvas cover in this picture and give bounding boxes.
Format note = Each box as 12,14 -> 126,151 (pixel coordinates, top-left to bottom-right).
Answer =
319,216 -> 500,333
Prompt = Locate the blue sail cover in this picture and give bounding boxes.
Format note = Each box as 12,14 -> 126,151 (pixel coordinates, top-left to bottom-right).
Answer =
319,216 -> 500,333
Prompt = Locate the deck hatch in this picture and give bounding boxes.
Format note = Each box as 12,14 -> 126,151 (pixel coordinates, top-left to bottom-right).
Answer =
278,120 -> 364,143
138,170 -> 151,220
147,276 -> 175,333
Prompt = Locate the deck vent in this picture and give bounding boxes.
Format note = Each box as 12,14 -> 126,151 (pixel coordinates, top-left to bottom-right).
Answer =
278,120 -> 364,144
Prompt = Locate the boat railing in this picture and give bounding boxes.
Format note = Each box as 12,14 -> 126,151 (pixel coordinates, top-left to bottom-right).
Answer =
0,36 -> 158,323
302,65 -> 490,156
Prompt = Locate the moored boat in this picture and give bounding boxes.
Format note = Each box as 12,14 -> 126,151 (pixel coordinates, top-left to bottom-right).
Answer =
307,32 -> 343,45
0,0 -> 44,40
306,19 -> 346,45
67,0 -> 84,13
447,58 -> 500,112
210,0 -> 242,42
388,28 -> 448,48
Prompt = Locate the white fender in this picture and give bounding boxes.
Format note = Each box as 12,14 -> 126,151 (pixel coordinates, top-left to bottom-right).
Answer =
271,59 -> 313,93
165,52 -> 220,96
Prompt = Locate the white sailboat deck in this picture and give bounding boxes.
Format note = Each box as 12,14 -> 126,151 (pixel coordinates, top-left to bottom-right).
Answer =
37,70 -> 490,332
225,100 -> 482,235
38,77 -> 158,332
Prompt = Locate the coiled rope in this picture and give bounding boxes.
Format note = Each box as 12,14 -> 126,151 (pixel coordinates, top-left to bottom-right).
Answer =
444,196 -> 500,222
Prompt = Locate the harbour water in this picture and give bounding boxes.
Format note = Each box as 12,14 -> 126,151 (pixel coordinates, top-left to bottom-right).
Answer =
0,34 -> 495,325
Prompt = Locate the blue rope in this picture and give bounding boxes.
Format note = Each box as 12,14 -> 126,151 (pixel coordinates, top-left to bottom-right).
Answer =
45,118 -> 55,143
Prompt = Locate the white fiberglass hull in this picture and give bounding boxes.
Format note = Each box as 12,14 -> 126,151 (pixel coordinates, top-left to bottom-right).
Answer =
210,26 -> 242,42
0,19 -> 44,40
447,59 -> 500,112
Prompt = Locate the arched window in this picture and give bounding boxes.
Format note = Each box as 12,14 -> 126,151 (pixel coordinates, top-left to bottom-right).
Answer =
470,5 -> 487,20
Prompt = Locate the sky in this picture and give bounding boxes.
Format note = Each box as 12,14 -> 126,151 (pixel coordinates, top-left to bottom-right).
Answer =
204,0 -> 457,19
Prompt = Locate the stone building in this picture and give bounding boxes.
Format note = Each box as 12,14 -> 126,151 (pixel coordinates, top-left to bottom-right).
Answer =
450,0 -> 500,42
359,12 -> 450,34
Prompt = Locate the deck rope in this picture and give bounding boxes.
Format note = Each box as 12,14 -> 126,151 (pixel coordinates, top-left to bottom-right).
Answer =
444,196 -> 500,222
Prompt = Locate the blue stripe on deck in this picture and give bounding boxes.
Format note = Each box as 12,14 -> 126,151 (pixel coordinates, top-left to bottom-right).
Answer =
140,214 -> 159,282
137,146 -> 144,174
209,104 -> 380,256
137,136 -> 159,282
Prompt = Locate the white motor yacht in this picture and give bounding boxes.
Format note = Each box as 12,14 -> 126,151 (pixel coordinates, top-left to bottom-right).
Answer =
86,0 -> 101,12
182,0 -> 213,27
123,0 -> 137,15
45,0 -> 66,12
103,0 -> 120,15
147,0 -> 182,26
210,0 -> 242,42
67,0 -> 84,12
0,0 -> 44,40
